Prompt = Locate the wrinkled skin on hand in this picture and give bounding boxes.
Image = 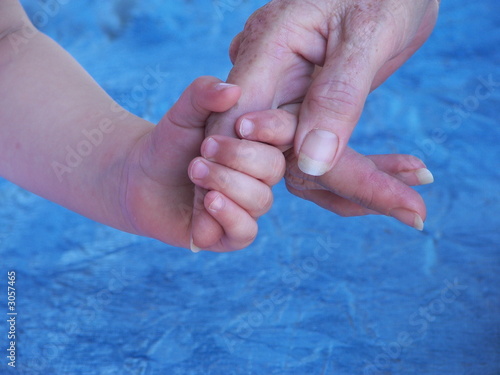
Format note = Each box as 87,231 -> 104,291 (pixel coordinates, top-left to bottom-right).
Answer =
216,0 -> 439,139
191,0 -> 440,249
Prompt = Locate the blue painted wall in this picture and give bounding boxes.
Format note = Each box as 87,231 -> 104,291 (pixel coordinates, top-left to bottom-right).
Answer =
1,0 -> 499,374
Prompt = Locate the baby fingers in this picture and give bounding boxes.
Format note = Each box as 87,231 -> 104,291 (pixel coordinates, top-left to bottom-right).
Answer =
189,157 -> 274,218
202,191 -> 258,252
200,136 -> 285,186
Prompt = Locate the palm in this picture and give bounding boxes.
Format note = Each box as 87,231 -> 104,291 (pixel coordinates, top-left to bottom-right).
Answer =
119,130 -> 201,248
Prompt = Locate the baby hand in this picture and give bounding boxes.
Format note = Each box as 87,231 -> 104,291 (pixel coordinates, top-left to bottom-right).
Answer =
188,134 -> 285,252
118,76 -> 258,250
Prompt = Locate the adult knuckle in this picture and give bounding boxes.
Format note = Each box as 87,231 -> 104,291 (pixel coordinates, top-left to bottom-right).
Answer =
354,187 -> 375,210
404,154 -> 425,168
284,172 -> 308,192
240,3 -> 296,61
243,6 -> 272,37
394,154 -> 421,171
308,80 -> 360,122
352,169 -> 386,209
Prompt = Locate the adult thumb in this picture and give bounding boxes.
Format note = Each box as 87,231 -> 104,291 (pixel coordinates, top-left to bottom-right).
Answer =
295,45 -> 381,177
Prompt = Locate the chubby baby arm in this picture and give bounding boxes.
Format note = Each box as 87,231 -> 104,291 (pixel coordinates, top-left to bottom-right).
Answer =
0,2 -> 266,250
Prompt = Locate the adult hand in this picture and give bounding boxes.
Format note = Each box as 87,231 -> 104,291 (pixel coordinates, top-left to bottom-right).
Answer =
236,105 -> 433,230
189,102 -> 433,251
190,0 -> 439,250
208,0 -> 439,176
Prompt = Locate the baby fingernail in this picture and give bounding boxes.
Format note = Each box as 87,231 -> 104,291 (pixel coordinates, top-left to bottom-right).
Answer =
415,168 -> 434,185
239,119 -> 254,138
298,129 -> 338,176
191,160 -> 209,180
390,208 -> 424,231
215,83 -> 238,90
202,138 -> 219,159
208,195 -> 225,212
190,237 -> 202,253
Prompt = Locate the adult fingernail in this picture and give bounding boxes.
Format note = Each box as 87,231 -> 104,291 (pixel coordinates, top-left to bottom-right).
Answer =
239,119 -> 254,138
202,137 -> 219,159
389,208 -> 424,231
215,83 -> 238,90
190,160 -> 209,180
298,130 -> 338,176
208,195 -> 225,212
190,237 -> 202,253
415,168 -> 434,185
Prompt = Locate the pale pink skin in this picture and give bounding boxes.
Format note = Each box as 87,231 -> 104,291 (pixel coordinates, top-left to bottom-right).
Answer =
192,0 -> 440,249
1,0 -> 436,252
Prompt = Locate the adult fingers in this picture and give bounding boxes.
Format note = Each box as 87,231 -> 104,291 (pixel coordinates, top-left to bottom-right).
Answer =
294,7 -> 399,177
285,148 -> 427,230
285,154 -> 435,219
367,154 -> 434,186
238,104 -> 435,191
286,184 -> 379,218
234,105 -> 300,152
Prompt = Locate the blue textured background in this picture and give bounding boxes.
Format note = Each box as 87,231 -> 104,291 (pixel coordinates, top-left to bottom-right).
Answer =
1,1 -> 499,374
